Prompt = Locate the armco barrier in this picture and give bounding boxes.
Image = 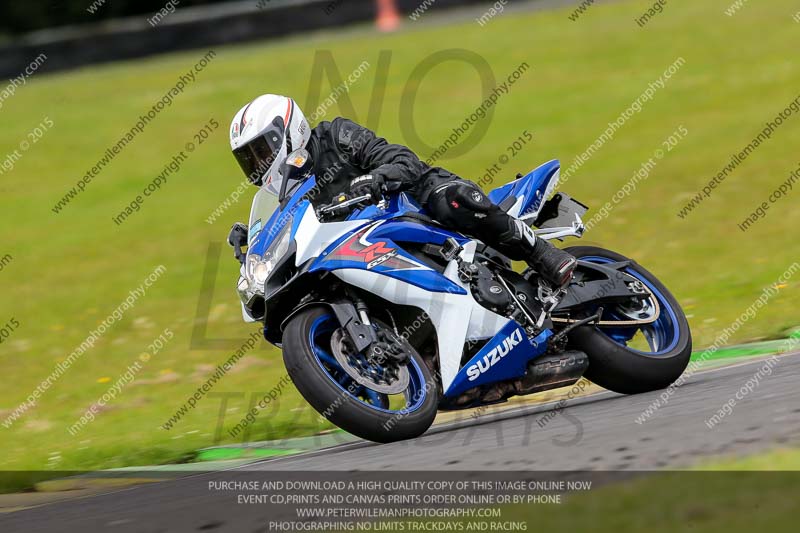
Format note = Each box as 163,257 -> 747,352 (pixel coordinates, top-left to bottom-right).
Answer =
0,0 -> 504,78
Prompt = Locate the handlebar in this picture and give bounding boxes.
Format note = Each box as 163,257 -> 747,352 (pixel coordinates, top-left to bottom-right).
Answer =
315,193 -> 387,220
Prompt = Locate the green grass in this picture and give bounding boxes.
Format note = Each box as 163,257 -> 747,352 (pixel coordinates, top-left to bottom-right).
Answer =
505,448 -> 800,531
356,448 -> 800,533
1,0 -> 799,484
698,447 -> 800,470
403,449 -> 800,533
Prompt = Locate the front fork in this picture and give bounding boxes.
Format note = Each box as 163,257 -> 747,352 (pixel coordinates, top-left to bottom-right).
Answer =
328,296 -> 408,366
328,298 -> 377,354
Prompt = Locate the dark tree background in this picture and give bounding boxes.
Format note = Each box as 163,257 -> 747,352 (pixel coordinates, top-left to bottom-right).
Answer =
1,0 -> 239,35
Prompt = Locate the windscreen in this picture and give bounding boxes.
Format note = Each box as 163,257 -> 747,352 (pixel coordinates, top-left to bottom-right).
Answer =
248,186 -> 280,242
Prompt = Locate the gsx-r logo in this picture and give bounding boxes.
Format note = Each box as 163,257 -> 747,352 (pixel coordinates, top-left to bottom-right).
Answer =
466,328 -> 523,381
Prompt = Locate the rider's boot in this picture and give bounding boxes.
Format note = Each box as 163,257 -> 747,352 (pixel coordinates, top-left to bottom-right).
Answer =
504,219 -> 577,288
425,179 -> 577,287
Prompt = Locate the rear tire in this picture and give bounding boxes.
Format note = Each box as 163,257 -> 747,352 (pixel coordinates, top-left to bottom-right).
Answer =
564,246 -> 692,395
283,306 -> 439,443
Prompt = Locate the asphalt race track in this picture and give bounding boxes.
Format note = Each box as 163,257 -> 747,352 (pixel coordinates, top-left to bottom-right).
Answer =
3,353 -> 799,532
272,353 -> 800,471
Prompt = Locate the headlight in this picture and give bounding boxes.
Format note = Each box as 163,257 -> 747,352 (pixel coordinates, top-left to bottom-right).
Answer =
248,255 -> 272,285
244,224 -> 292,294
270,225 -> 292,262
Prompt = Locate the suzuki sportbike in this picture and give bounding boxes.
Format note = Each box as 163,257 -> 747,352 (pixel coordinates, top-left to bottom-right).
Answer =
229,150 -> 692,443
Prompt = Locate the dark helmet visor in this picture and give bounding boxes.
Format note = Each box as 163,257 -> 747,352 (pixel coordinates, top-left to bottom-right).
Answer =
232,117 -> 286,185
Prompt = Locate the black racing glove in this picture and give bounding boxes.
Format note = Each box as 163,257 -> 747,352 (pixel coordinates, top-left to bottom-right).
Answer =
349,174 -> 386,204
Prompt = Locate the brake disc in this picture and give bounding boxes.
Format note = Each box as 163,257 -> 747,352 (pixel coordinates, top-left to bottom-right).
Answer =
331,329 -> 410,395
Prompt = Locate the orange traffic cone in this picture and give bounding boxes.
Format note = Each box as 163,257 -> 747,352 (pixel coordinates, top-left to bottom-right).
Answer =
376,0 -> 401,32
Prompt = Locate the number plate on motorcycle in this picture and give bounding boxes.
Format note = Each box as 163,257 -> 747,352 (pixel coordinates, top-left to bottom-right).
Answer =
535,193 -> 588,229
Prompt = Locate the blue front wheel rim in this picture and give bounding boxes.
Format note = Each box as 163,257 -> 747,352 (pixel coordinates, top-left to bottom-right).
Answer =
308,315 -> 428,415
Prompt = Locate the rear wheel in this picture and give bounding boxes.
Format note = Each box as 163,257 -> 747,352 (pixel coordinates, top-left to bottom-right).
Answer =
562,246 -> 692,394
283,306 -> 438,443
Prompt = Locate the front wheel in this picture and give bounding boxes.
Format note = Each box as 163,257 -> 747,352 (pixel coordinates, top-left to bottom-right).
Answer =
563,246 -> 692,395
282,306 -> 438,443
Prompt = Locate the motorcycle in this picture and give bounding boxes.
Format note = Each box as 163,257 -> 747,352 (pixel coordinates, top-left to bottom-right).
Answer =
229,150 -> 692,443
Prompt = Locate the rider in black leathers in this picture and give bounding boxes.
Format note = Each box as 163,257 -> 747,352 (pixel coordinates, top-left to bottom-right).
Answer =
229,96 -> 576,287
306,117 -> 576,287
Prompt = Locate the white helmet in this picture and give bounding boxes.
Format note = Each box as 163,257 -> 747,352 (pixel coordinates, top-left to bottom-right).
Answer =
229,94 -> 311,195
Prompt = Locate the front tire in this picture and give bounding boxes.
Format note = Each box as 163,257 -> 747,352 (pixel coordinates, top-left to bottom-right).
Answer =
282,306 -> 439,443
564,246 -> 692,395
